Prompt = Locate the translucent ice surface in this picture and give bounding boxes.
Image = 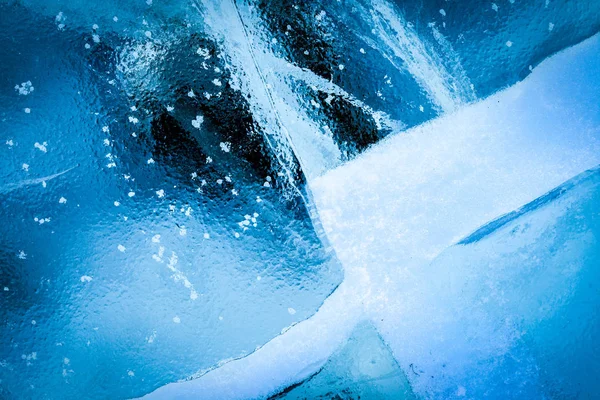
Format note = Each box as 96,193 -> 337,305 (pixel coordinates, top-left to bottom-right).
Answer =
1,0 -> 600,399
141,32 -> 600,400
0,3 -> 342,399
272,322 -> 416,400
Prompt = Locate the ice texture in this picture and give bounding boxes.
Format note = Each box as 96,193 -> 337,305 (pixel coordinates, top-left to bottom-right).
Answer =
271,322 -> 417,400
143,33 -> 600,399
0,3 -> 342,399
1,0 -> 600,398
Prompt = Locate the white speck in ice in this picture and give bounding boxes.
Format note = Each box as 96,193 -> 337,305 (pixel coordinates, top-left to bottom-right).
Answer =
191,115 -> 204,129
156,189 -> 165,198
128,370 -> 135,377
24,108 -> 31,113
212,79 -> 222,87
145,31 -> 152,38
206,156 -> 213,163
179,227 -> 187,236
439,9 -> 446,16
220,142 -> 231,153
203,233 -> 210,239
147,331 -> 156,343
548,22 -> 554,31
80,275 -> 92,282
419,105 -> 425,112
232,189 -> 238,196
218,316 -> 223,321
197,47 -> 210,58
117,244 -> 126,252
173,316 -> 181,324
113,16 -> 118,22
152,234 -> 160,243
128,116 -> 139,124
456,386 -> 467,396
59,197 -> 67,204
63,358 -> 70,365
6,140 -> 14,147
22,164 -> 29,172
15,81 -> 34,95
114,201 -> 120,207
315,10 -> 326,21
492,3 -> 498,11
17,251 -> 27,260
92,24 -> 99,30
92,34 -> 100,43
102,126 -> 109,132
187,90 -> 195,98
287,308 -> 296,315
85,43 -> 91,49
3,287 -> 8,291
338,64 -> 345,70
506,41 -> 513,47
128,191 -> 135,197
359,48 -> 365,54
234,232 -> 240,238
42,181 -> 47,188
31,320 -> 36,325
256,275 -> 261,281
217,179 -> 223,185
34,142 -> 47,152
147,158 -> 155,164
263,181 -> 271,188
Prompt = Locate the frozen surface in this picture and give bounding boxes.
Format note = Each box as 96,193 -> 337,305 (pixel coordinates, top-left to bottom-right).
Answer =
1,0 -> 600,398
144,33 -> 600,399
0,3 -> 343,399
386,165 -> 600,399
272,322 -> 416,400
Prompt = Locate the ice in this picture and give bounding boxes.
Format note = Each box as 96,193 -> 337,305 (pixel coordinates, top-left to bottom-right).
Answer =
142,33 -> 600,399
0,3 -> 342,399
273,322 -> 416,399
2,0 -> 600,398
379,166 -> 600,399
